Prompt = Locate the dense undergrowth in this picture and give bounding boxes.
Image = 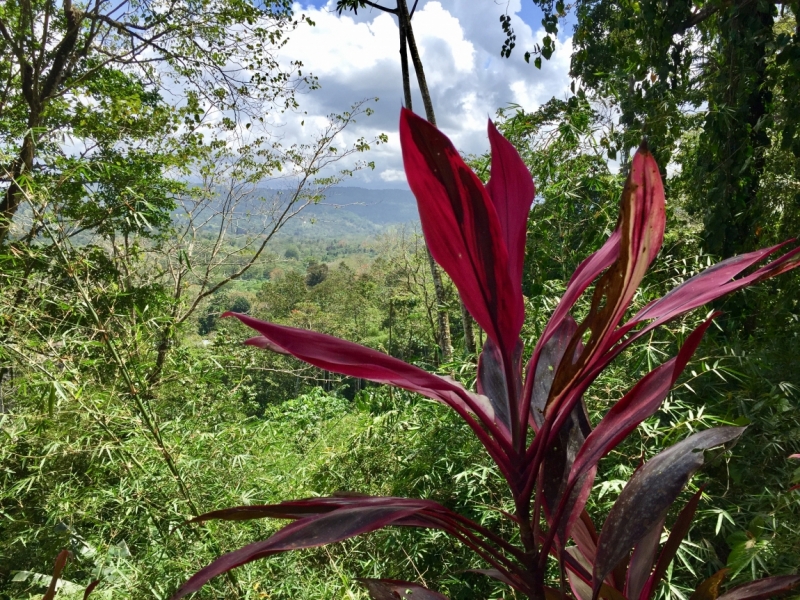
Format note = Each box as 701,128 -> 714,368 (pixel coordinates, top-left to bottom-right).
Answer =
2,98 -> 800,599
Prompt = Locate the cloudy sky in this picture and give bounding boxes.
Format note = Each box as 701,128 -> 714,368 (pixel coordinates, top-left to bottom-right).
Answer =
271,1 -> 573,188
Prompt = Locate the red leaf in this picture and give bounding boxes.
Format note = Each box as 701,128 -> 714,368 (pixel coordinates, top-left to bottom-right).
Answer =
546,145 -> 665,420
359,579 -> 450,599
172,506 -> 424,599
83,580 -> 100,600
570,317 -> 714,484
716,575 -> 800,600
225,312 -> 513,460
625,517 -> 664,600
624,242 -> 800,340
486,118 -> 535,303
43,550 -> 69,600
641,490 -> 703,600
400,108 -> 523,354
592,427 -> 745,599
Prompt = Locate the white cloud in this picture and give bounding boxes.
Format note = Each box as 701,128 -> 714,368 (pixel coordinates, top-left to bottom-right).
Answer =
380,168 -> 407,183
273,1 -> 572,187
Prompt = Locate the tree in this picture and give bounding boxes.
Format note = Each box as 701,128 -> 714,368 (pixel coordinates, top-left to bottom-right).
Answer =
498,1 -> 800,260
0,0 -> 313,244
336,0 -> 481,359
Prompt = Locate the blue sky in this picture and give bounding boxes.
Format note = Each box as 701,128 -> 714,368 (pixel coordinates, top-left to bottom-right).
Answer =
270,1 -> 572,187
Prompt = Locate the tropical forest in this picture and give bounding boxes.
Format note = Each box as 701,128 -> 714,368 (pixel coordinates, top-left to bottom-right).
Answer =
1,1 -> 800,599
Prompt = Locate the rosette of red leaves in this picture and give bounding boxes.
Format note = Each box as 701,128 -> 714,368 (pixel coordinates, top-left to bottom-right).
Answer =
172,109 -> 800,600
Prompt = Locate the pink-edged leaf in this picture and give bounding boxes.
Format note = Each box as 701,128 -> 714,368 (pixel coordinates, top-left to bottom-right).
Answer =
359,579 -> 450,600
477,339 -> 522,433
688,569 -> 728,600
789,454 -> 800,459
485,118 -> 535,301
546,145 -> 666,419
400,108 -> 522,354
640,489 -> 703,600
172,506 -> 425,599
43,550 -> 69,600
225,312 -> 512,456
592,427 -> 745,600
570,317 -> 714,484
625,517 -> 664,600
716,576 -> 800,600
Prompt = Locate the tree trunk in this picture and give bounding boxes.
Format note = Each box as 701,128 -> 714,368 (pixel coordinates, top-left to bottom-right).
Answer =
399,0 -> 476,359
397,1 -> 453,362
0,128 -> 36,244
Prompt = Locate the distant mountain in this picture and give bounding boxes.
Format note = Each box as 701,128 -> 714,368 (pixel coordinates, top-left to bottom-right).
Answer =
179,186 -> 421,240
249,187 -> 420,240
311,187 -> 419,225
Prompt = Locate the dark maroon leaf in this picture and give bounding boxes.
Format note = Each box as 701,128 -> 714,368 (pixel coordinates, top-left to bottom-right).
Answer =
528,315 -> 579,430
224,312 -> 513,458
43,550 -> 69,600
542,396 -> 594,546
477,339 -> 522,433
716,575 -> 800,600
642,489 -> 703,600
486,118 -> 535,303
592,427 -> 745,599
521,230 -> 620,423
172,506 -> 424,599
359,579 -> 450,599
400,108 -> 523,355
689,569 -> 728,600
190,495 -> 447,523
83,580 -> 100,600
625,516 -> 664,600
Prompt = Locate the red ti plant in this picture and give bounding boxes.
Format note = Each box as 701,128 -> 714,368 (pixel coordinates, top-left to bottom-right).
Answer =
172,109 -> 800,600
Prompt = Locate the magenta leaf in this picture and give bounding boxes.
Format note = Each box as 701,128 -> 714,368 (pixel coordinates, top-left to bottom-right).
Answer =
400,108 -> 523,354
225,312 -> 513,458
592,427 -> 745,599
359,579 -> 450,599
716,575 -> 800,600
486,118 -> 535,303
641,489 -> 703,600
546,145 -> 666,420
172,506 -> 425,599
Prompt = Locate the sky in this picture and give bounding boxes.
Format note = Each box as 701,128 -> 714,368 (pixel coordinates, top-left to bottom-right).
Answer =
270,1 -> 573,188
